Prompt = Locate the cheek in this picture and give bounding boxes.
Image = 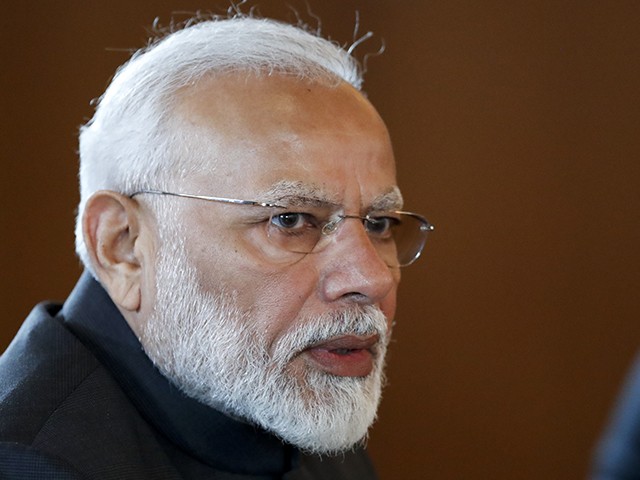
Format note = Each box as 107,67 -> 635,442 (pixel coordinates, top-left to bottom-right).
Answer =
248,268 -> 321,346
255,271 -> 312,314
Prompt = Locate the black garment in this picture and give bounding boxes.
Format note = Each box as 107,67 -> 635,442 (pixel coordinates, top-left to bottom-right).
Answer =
591,354 -> 640,480
0,273 -> 377,479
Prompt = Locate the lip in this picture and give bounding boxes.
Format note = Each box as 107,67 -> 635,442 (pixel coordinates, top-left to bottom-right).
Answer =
302,334 -> 379,377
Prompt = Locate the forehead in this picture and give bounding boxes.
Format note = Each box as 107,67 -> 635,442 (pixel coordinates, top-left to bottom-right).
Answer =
173,73 -> 398,207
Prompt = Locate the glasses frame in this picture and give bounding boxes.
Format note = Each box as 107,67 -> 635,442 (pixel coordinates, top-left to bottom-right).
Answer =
130,189 -> 433,266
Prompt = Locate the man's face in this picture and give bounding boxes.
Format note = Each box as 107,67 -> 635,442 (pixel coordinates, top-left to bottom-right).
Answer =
173,73 -> 400,337
140,74 -> 401,452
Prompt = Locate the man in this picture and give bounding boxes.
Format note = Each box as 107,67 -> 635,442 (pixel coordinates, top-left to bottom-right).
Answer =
0,13 -> 433,479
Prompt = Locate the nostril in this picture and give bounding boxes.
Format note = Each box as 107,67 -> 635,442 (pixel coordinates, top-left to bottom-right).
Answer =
341,292 -> 369,303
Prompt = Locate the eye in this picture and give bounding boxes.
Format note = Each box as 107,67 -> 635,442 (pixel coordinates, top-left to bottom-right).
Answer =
270,212 -> 318,232
365,215 -> 399,239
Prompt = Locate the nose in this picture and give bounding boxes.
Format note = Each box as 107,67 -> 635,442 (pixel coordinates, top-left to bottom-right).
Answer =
318,218 -> 399,305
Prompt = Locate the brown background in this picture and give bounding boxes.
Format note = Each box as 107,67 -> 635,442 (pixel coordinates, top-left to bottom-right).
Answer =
2,1 -> 639,479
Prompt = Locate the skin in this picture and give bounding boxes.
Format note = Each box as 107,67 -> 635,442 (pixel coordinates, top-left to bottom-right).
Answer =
83,73 -> 401,379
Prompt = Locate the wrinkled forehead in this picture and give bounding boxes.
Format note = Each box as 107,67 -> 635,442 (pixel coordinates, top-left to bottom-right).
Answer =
168,72 -> 398,207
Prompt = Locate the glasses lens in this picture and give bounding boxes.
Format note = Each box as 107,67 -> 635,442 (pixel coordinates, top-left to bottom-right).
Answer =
390,212 -> 432,266
265,209 -> 325,254
266,208 -> 432,267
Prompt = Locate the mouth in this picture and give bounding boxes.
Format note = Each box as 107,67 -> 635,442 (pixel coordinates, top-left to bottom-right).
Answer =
302,334 -> 379,377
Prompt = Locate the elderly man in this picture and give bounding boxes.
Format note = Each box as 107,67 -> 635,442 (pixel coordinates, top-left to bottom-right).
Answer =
0,14 -> 432,479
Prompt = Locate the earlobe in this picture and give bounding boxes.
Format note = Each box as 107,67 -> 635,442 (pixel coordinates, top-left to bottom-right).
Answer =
83,191 -> 145,312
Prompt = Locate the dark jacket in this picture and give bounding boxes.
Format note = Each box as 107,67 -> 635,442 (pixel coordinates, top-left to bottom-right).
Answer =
0,273 -> 377,479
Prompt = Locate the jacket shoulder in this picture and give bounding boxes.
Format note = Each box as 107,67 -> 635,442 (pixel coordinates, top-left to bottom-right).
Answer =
0,303 -> 181,479
0,442 -> 86,480
0,302 -> 101,444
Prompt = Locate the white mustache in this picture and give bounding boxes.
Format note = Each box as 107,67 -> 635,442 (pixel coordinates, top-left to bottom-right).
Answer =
272,305 -> 389,365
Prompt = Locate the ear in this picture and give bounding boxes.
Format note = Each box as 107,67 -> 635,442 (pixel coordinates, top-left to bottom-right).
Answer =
82,191 -> 149,312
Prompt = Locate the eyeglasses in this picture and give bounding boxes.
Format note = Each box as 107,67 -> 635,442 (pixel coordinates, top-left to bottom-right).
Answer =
130,189 -> 434,267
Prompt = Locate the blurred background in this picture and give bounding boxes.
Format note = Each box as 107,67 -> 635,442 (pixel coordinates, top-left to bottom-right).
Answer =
1,1 -> 639,478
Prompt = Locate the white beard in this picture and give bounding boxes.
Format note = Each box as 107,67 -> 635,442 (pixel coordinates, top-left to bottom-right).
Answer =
140,231 -> 390,454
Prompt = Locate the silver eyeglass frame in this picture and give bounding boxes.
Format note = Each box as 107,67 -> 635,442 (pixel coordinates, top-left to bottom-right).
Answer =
130,189 -> 286,209
129,189 -> 434,266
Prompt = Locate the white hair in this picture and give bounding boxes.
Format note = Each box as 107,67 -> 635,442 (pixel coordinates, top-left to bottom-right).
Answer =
75,15 -> 364,273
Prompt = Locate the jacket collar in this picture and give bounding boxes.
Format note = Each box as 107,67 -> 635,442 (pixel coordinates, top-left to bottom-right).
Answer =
61,272 -> 295,476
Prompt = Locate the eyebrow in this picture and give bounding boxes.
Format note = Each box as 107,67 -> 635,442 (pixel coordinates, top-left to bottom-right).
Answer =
259,180 -> 404,211
371,187 -> 404,211
261,180 -> 340,207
